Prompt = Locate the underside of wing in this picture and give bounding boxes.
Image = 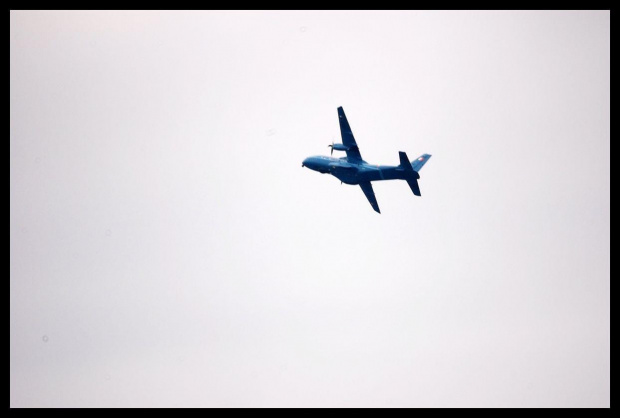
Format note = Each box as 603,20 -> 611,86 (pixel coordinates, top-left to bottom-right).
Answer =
337,107 -> 363,162
359,181 -> 380,213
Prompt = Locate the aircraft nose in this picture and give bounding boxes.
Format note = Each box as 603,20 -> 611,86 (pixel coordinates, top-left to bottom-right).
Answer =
302,157 -> 310,168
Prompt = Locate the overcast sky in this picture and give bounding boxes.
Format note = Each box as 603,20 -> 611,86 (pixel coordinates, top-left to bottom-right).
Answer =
10,10 -> 609,407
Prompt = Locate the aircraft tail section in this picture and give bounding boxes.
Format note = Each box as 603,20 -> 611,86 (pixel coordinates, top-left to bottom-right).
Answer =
411,154 -> 432,172
399,151 -> 423,197
398,151 -> 414,171
406,178 -> 421,196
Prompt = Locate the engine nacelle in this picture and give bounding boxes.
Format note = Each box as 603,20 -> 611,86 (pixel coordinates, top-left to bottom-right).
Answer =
331,143 -> 349,151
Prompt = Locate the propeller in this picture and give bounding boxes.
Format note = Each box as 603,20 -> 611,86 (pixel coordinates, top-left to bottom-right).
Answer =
327,136 -> 334,156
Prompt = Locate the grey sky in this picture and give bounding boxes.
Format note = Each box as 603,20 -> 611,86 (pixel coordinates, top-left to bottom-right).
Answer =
10,11 -> 609,407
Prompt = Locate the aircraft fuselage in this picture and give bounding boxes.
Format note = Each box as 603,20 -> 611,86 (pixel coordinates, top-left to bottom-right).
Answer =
302,155 -> 419,185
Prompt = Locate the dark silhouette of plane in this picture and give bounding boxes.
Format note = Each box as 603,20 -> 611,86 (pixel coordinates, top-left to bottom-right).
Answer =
302,107 -> 432,213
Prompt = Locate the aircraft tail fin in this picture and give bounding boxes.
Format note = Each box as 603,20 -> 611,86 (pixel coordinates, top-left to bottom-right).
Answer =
411,154 -> 432,172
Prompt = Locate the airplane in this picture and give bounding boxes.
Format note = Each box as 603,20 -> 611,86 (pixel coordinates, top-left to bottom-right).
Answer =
302,106 -> 432,214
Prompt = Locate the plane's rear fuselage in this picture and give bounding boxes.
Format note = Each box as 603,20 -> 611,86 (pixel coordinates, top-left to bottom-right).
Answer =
302,155 -> 414,185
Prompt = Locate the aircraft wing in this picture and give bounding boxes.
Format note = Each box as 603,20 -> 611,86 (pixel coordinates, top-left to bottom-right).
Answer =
337,107 -> 363,162
359,181 -> 380,213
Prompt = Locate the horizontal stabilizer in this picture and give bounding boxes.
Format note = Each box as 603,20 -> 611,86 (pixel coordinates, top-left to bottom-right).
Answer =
407,178 -> 421,196
399,151 -> 413,170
